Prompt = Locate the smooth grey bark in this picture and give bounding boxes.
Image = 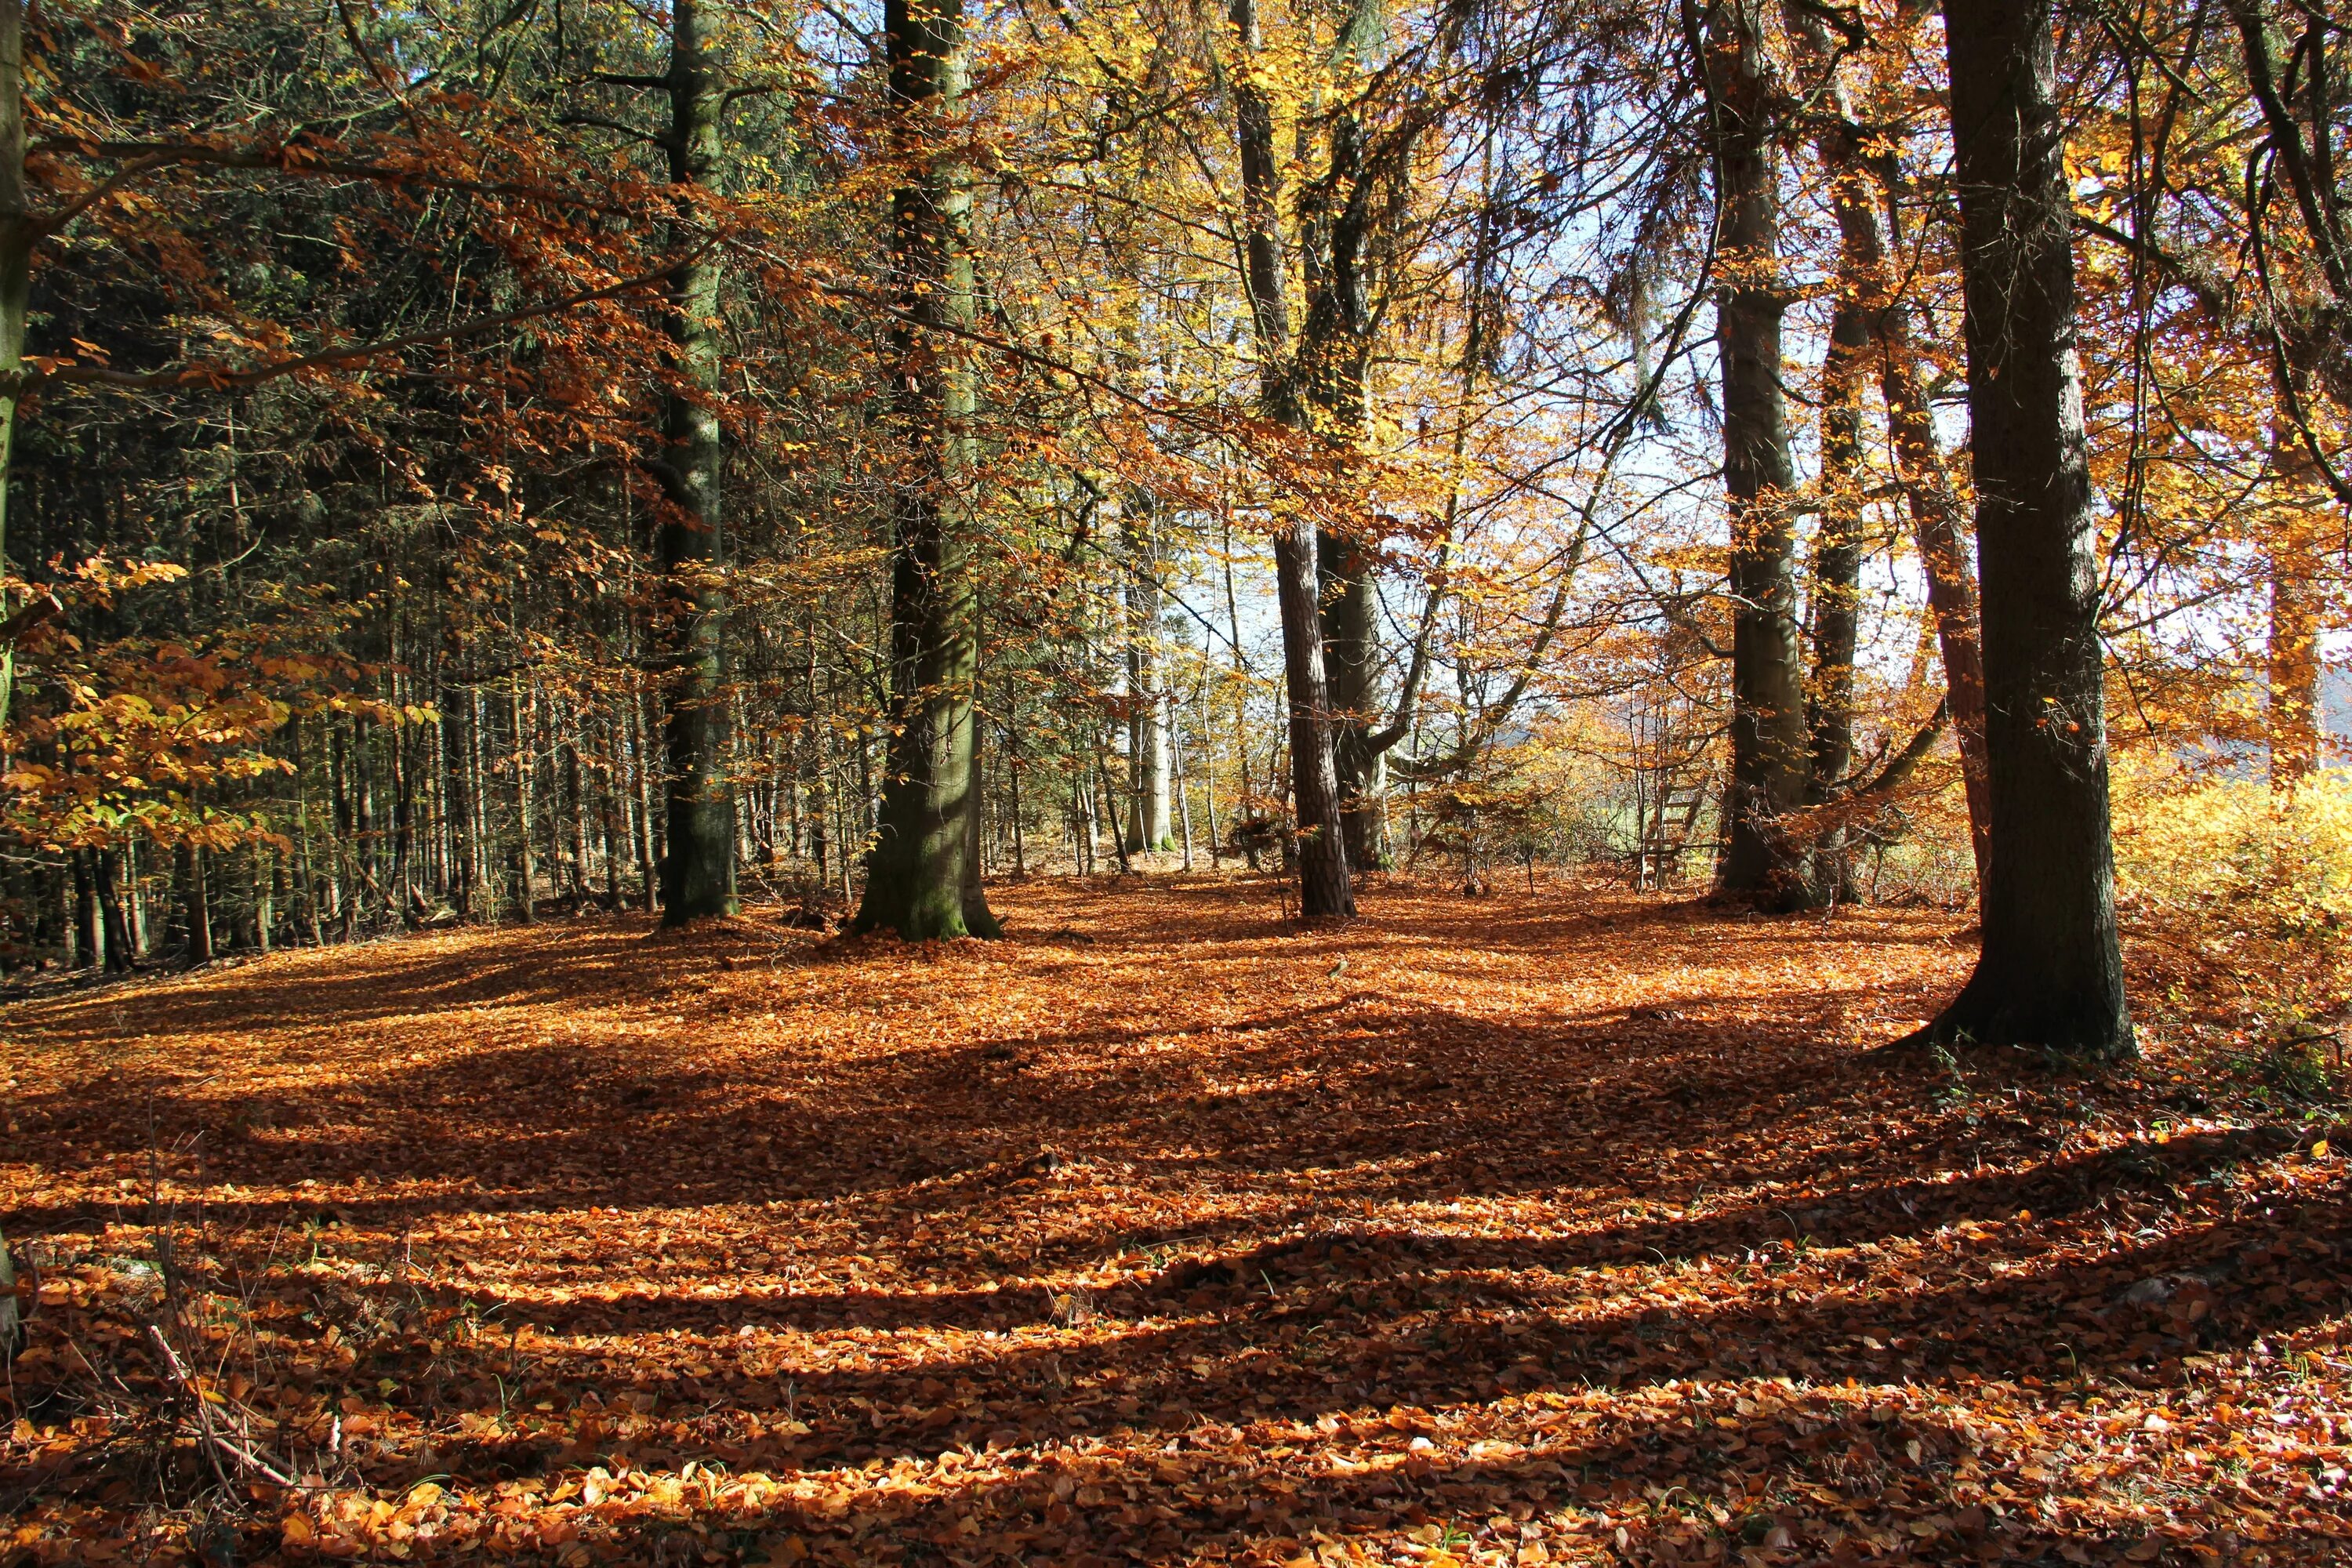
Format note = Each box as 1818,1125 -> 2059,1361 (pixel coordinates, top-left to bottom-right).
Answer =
654,0 -> 739,924
1123,497 -> 1171,852
1915,0 -> 2132,1056
855,0 -> 1000,938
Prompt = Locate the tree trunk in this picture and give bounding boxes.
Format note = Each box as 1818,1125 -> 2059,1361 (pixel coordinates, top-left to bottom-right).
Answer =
2268,413 -> 2325,787
70,848 -> 96,970
854,0 -> 999,938
0,0 -> 26,750
1784,0 -> 1994,889
181,840 -> 214,966
1807,292 -> 1869,898
96,848 -> 132,972
1705,0 -> 1816,911
1124,501 -> 1172,853
1916,0 -> 2132,1056
510,680 -> 537,924
654,0 -> 739,926
1228,0 -> 1353,918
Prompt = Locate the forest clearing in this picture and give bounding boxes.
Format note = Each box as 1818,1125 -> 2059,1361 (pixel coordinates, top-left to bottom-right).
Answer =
7,0 -> 2352,1560
2,877 -> 2348,1565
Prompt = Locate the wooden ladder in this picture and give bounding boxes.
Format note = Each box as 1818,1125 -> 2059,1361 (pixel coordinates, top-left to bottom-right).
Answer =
1636,775 -> 1709,890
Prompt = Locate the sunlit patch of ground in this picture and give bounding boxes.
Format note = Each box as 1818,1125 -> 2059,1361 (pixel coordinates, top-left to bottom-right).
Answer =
2,874 -> 2346,1565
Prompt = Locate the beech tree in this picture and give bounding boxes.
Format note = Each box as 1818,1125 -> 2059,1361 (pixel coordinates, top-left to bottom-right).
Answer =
1912,0 -> 2132,1054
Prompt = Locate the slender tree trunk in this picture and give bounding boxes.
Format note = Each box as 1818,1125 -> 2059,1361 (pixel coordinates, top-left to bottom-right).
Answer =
2269,409 -> 2325,787
1124,502 -> 1172,852
510,680 -> 537,924
181,841 -> 214,966
1916,0 -> 2132,1056
854,0 -> 999,938
1786,0 -> 1994,888
654,0 -> 739,925
1171,694 -> 1196,871
1704,0 -> 1816,911
1807,293 -> 1868,898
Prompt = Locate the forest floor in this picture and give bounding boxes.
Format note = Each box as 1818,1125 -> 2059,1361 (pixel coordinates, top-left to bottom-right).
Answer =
1,875 -> 2348,1566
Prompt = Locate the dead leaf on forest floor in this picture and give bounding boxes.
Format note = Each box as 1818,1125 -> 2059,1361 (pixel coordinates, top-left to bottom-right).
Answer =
2,875 -> 2348,1566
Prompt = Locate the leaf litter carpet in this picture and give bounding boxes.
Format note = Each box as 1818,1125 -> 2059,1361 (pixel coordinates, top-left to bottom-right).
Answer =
2,877 -> 2348,1566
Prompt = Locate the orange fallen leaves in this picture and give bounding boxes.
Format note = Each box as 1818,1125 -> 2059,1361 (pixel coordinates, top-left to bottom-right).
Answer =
0,875 -> 2347,1565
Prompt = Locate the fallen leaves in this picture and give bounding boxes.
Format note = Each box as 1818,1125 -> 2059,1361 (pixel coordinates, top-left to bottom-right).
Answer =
0,875 -> 2348,1565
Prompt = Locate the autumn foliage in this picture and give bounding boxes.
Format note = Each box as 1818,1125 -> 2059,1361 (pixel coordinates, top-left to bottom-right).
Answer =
2,879 -> 2350,1563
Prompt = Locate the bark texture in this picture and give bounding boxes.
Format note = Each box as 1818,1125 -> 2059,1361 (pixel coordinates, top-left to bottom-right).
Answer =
1704,0 -> 1814,909
855,0 -> 1000,938
1919,0 -> 2132,1056
1227,0 -> 1354,918
655,0 -> 739,924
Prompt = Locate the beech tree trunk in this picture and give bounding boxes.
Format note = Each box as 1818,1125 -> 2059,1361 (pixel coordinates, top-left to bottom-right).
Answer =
1124,499 -> 1171,853
1784,0 -> 1994,889
855,0 -> 1000,938
1704,0 -> 1815,910
96,848 -> 132,971
1918,0 -> 2132,1056
655,0 -> 739,924
1227,0 -> 1354,918
2268,411 -> 2325,787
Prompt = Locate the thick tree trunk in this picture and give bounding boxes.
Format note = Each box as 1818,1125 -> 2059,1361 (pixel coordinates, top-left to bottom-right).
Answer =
655,0 -> 739,925
1917,0 -> 2131,1056
96,848 -> 132,972
1705,0 -> 1816,910
70,848 -> 97,970
1228,0 -> 1353,918
855,0 -> 999,938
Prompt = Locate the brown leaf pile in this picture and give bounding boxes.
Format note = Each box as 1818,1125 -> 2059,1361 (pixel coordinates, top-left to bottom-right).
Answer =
2,876 -> 2347,1566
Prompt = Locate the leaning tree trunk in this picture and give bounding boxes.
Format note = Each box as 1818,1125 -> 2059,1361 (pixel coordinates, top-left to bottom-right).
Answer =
1786,0 -> 1995,889
1915,0 -> 2132,1056
1704,0 -> 1815,910
654,0 -> 739,925
1806,291 -> 1868,899
854,0 -> 1000,938
1227,0 -> 1352,917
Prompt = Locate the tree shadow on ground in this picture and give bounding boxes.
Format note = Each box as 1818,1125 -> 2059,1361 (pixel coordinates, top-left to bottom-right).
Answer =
3,877 -> 2339,1566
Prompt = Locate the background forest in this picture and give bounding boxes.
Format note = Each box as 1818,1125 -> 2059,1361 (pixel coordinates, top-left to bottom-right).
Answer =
1,0 -> 2347,1029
